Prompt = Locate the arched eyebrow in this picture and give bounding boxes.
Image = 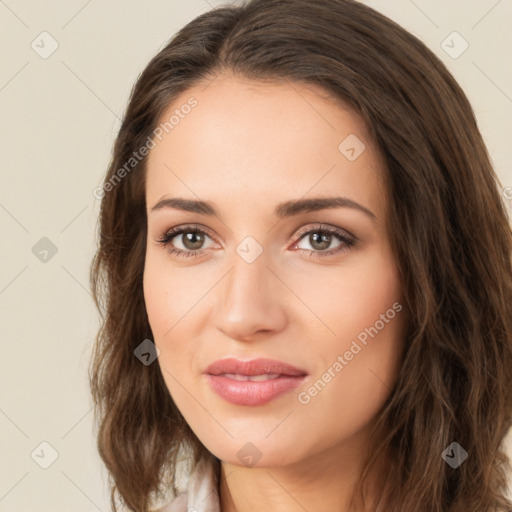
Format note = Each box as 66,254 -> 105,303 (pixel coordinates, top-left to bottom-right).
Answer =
275,197 -> 376,222
150,196 -> 377,223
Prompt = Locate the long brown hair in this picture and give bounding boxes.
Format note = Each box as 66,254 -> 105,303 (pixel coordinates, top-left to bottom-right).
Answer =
89,0 -> 512,510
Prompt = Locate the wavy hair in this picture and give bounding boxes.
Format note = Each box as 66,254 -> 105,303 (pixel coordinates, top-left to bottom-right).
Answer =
89,0 -> 512,510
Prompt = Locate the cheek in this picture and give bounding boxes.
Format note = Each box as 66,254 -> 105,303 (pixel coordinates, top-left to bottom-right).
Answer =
338,261 -> 402,339
294,249 -> 405,423
142,251 -> 207,339
287,245 -> 403,346
143,254 -> 187,381
333,250 -> 405,383
143,261 -> 214,451
142,251 -> 208,391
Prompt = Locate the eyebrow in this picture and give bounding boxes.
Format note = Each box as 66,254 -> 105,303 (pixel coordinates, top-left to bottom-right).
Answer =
150,196 -> 377,223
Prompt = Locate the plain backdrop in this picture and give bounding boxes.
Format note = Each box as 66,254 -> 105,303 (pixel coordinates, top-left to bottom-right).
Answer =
1,1 -> 511,511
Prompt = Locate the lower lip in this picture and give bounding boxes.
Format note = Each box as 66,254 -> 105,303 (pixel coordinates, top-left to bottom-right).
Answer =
206,374 -> 307,406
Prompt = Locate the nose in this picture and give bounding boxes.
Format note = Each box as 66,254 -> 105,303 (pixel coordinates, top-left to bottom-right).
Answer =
212,250 -> 288,342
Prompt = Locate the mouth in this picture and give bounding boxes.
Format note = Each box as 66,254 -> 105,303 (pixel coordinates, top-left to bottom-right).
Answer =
219,373 -> 283,381
204,357 -> 308,377
204,358 -> 308,406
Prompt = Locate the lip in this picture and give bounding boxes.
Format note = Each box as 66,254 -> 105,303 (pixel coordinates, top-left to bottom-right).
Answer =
205,357 -> 308,377
204,358 -> 308,406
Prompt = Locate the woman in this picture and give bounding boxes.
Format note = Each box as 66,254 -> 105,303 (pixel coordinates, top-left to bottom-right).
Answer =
89,0 -> 512,511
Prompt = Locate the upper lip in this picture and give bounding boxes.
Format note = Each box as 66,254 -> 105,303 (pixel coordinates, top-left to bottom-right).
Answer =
204,358 -> 308,377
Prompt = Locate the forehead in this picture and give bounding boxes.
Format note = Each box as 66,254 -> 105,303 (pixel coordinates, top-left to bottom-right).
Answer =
145,73 -> 387,222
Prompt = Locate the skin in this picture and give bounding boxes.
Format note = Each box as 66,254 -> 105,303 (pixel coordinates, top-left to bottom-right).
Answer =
143,72 -> 407,512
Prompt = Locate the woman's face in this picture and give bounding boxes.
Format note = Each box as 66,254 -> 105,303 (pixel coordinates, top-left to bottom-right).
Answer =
143,73 -> 407,468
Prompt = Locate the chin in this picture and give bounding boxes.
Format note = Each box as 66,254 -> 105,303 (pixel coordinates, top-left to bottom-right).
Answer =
200,433 -> 303,469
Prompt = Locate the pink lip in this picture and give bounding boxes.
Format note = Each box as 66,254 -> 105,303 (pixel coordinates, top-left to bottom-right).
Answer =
204,358 -> 308,406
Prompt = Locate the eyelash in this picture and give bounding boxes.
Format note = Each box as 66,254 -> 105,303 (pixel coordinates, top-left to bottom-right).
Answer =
156,223 -> 356,260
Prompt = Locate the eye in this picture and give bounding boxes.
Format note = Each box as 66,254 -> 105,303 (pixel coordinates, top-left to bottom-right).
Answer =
156,224 -> 217,259
156,222 -> 356,260
292,223 -> 355,258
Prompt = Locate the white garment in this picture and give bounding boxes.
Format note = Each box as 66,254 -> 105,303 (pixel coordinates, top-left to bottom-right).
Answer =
154,456 -> 221,512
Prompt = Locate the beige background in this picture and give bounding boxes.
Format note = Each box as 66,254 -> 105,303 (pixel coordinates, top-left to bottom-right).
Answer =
0,0 -> 511,510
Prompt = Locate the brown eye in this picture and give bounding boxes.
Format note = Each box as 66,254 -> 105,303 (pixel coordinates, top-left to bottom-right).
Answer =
296,229 -> 350,252
180,230 -> 206,251
156,224 -> 217,259
293,224 -> 356,258
306,232 -> 334,251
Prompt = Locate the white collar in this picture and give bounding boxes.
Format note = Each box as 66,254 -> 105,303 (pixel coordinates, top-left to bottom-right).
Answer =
155,455 -> 221,512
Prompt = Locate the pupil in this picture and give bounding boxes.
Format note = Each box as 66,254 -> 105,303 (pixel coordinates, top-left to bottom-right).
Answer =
310,232 -> 330,250
183,231 -> 204,250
